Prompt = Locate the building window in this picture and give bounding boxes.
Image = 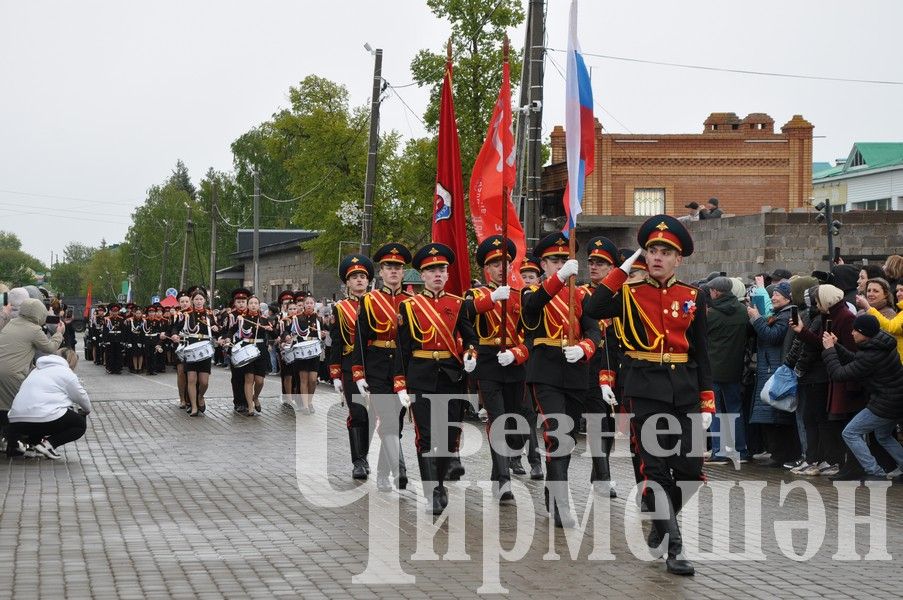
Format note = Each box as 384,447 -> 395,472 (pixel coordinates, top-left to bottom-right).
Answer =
854,198 -> 891,211
848,150 -> 866,168
633,188 -> 665,216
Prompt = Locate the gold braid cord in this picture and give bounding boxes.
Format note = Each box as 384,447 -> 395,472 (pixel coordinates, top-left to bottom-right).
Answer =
620,283 -> 663,352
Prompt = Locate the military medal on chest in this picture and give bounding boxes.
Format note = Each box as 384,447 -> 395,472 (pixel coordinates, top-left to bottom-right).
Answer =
670,300 -> 679,318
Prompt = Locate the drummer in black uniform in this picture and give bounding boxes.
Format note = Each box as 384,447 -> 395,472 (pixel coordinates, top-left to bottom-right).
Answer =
329,254 -> 375,480
178,288 -> 218,416
168,290 -> 193,409
89,304 -> 107,366
294,292 -> 324,414
351,242 -> 413,491
229,294 -> 273,416
104,303 -> 125,374
276,291 -> 300,399
585,215 -> 714,576
521,234 -> 600,528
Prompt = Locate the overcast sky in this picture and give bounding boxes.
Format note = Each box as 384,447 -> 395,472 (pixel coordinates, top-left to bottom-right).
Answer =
2,0 -> 902,265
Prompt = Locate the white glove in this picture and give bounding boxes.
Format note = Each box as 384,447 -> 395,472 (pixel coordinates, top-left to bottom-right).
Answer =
497,350 -> 515,367
601,384 -> 617,406
478,407 -> 488,422
397,390 -> 411,408
563,344 -> 585,363
701,412 -> 713,431
333,378 -> 343,394
619,248 -> 644,274
556,259 -> 579,282
490,285 -> 511,302
356,379 -> 369,396
464,354 -> 477,373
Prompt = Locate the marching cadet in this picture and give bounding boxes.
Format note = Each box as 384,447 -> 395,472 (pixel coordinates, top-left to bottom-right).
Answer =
394,243 -> 477,515
618,247 -> 648,284
585,215 -> 714,577
329,254 -> 375,480
512,257 -> 543,479
462,235 -> 530,503
351,242 -> 413,492
229,294 -> 273,415
521,234 -> 600,528
179,288 -> 218,416
145,303 -> 167,375
582,236 -> 622,499
294,293 -> 324,414
104,303 -> 126,374
277,291 -> 300,398
125,305 -> 146,374
168,291 -> 193,409
89,304 -> 107,366
219,288 -> 251,413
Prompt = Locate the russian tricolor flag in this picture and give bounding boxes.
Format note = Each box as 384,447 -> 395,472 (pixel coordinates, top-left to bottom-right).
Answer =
562,0 -> 594,235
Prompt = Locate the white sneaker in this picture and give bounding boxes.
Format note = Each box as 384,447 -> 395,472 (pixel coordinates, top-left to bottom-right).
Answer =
820,464 -> 840,476
753,451 -> 772,460
16,441 -> 39,458
800,464 -> 823,476
34,439 -> 62,460
886,467 -> 903,479
790,461 -> 810,474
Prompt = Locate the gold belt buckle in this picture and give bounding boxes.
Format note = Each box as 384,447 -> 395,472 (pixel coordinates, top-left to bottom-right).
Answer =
432,350 -> 439,359
384,340 -> 391,348
662,353 -> 672,363
494,337 -> 501,345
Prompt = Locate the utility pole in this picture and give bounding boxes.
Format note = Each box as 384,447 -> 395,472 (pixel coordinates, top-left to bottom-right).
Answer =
524,0 -> 546,249
158,227 -> 170,297
360,46 -> 383,256
179,205 -> 192,291
253,168 -> 260,294
209,184 -> 218,304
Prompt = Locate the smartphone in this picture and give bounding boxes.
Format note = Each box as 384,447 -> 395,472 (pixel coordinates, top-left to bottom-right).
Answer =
824,318 -> 832,334
65,308 -> 73,319
45,315 -> 60,325
720,271 -> 727,277
790,305 -> 799,325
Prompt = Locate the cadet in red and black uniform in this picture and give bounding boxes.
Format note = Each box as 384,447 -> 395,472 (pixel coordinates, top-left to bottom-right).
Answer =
513,257 -> 543,479
462,235 -> 530,503
294,293 -> 324,414
145,303 -> 167,375
276,290 -> 299,397
89,304 -> 107,365
181,289 -> 219,416
351,242 -> 413,492
585,215 -> 714,577
394,243 -> 477,515
329,254 -> 375,480
581,236 -> 622,499
521,233 -> 601,528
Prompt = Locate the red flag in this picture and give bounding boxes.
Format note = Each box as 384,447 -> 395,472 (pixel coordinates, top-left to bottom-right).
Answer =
468,59 -> 525,288
83,282 -> 93,318
433,59 -> 471,296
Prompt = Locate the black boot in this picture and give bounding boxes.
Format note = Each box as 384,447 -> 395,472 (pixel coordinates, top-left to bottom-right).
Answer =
446,455 -> 464,480
418,455 -> 445,515
397,448 -> 408,490
647,525 -> 665,559
590,456 -> 617,498
529,459 -> 544,480
348,428 -> 368,480
545,459 -> 575,528
663,506 -> 695,576
510,456 -> 526,475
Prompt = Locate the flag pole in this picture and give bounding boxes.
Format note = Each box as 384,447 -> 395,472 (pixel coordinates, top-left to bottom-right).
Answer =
567,227 -> 576,345
500,34 -> 509,352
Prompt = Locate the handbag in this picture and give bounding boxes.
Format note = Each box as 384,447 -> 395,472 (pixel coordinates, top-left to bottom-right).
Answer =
760,364 -> 798,412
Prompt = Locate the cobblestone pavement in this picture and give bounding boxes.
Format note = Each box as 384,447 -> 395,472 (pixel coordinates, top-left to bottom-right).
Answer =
1,357 -> 901,599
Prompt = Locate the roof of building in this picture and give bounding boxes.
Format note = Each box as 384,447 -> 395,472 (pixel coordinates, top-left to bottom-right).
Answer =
232,229 -> 320,259
814,143 -> 903,181
812,162 -> 833,175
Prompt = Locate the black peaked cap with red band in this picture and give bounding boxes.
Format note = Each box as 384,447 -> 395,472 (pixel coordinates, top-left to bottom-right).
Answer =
373,242 -> 412,266
339,254 -> 374,281
586,236 -> 618,264
637,214 -> 694,257
476,235 -> 517,268
532,232 -> 578,260
412,243 -> 455,270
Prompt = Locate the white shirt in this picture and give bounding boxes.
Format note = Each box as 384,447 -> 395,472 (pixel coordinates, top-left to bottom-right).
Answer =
8,355 -> 92,422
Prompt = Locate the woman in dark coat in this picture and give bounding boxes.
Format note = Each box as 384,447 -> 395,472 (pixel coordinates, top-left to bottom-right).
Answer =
747,282 -> 800,466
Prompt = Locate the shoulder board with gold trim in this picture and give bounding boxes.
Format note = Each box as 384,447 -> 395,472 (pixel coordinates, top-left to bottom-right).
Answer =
445,293 -> 463,301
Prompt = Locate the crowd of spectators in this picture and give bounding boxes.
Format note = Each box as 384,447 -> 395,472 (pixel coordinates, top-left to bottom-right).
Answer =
701,258 -> 903,481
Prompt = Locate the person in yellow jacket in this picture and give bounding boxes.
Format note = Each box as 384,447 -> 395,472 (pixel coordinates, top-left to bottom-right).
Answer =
856,282 -> 903,363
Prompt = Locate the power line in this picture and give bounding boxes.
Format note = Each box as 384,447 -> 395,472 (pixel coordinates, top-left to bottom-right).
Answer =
383,81 -> 427,127
1,207 -> 133,226
546,53 -> 634,134
0,188 -> 137,207
0,199 -> 133,220
544,47 -> 903,86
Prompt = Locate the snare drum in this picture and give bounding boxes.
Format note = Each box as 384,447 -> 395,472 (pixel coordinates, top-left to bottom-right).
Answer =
291,339 -> 322,361
231,343 -> 261,367
174,344 -> 187,361
183,340 -> 215,363
281,344 -> 296,365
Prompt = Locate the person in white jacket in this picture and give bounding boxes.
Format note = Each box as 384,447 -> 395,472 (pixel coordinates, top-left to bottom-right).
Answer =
6,348 -> 91,460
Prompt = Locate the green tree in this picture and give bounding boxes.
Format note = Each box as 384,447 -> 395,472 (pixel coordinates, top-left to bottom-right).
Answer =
410,0 -> 524,176
82,246 -> 124,302
0,230 -> 46,286
0,231 -> 22,251
63,242 -> 97,265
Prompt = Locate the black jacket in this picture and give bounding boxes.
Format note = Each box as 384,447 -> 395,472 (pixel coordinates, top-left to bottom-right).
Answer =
706,293 -> 748,383
822,331 -> 903,420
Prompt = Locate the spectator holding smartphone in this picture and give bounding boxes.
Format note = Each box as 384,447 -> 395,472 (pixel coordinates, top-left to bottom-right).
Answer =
856,280 -> 903,364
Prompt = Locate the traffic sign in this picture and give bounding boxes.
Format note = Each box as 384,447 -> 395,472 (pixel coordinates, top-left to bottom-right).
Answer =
165,288 -> 178,298
151,295 -> 160,304
117,294 -> 126,303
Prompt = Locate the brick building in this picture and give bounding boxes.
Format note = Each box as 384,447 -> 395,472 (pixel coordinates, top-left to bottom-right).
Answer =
541,112 -> 814,232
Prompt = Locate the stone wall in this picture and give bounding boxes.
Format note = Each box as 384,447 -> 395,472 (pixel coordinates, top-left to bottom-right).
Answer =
576,211 -> 903,283
242,250 -> 340,302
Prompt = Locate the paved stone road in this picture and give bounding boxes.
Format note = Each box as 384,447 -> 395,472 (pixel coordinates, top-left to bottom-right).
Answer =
1,357 -> 901,599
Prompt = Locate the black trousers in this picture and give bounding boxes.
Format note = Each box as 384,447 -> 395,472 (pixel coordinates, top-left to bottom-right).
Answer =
584,384 -> 616,480
105,340 -> 122,372
369,375 -> 405,439
628,398 -> 705,513
477,379 -> 525,483
8,411 -> 87,449
343,372 -> 371,431
230,364 -> 246,409
409,372 -> 467,456
762,424 -> 802,465
530,383 -> 585,482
